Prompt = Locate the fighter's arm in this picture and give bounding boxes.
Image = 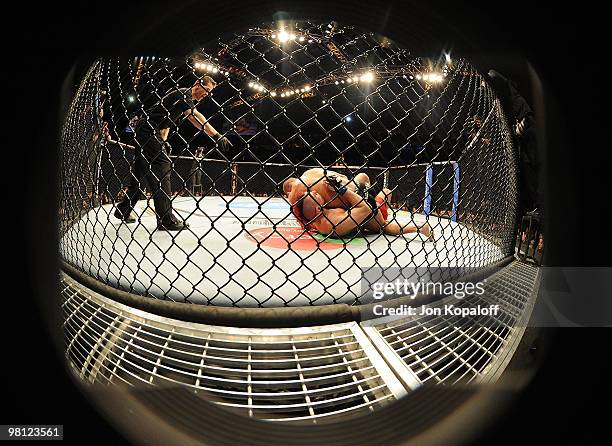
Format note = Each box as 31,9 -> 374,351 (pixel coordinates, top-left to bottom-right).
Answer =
315,189 -> 373,236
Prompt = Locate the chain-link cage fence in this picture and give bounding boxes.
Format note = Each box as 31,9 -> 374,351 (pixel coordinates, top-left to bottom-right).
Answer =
59,20 -> 518,308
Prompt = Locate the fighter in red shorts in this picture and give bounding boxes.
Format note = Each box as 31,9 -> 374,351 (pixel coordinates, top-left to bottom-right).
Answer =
283,168 -> 432,238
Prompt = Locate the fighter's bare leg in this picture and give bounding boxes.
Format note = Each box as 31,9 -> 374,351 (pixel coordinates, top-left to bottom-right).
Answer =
364,189 -> 433,239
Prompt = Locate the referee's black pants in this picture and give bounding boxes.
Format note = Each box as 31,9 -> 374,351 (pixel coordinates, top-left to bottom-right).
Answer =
117,130 -> 175,224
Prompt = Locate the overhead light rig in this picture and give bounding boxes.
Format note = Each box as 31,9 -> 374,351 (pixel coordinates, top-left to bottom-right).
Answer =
190,25 -> 456,109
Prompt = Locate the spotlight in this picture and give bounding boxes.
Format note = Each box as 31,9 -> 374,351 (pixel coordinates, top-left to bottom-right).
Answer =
281,92 -> 286,97
299,36 -> 305,42
346,78 -> 352,83
278,31 -> 289,42
304,85 -> 311,91
445,53 -> 452,64
360,72 -> 374,82
335,81 -> 339,85
212,67 -> 219,73
345,116 -> 352,122
127,95 -> 135,103
271,91 -> 277,97
416,74 -> 422,80
308,39 -> 313,43
272,34 -> 276,39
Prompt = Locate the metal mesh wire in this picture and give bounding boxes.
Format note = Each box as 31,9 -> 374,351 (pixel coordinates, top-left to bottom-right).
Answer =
59,20 -> 518,307
62,260 -> 538,423
62,275 -> 404,422
367,261 -> 539,386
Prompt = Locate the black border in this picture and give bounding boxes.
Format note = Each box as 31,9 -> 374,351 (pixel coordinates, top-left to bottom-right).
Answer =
12,1 -> 609,445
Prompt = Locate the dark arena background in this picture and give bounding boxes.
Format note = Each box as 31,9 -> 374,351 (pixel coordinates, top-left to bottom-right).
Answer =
13,1 -> 610,445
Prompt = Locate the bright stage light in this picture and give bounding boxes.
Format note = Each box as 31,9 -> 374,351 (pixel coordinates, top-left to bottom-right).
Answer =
278,31 -> 289,42
360,72 -> 374,82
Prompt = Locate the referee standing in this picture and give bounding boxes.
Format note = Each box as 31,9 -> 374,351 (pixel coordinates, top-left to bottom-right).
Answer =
114,75 -> 231,231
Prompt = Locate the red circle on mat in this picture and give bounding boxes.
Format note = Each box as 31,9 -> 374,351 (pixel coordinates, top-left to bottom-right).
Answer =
245,226 -> 342,250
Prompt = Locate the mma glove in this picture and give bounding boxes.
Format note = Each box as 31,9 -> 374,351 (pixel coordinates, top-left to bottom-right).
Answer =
325,175 -> 347,195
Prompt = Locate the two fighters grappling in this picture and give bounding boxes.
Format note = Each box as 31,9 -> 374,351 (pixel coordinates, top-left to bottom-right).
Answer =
283,168 -> 433,239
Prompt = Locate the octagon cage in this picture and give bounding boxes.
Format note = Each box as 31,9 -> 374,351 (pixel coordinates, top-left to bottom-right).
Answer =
58,20 -> 539,428
60,20 -> 518,310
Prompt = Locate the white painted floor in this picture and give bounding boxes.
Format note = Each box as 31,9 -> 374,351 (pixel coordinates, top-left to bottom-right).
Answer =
61,196 -> 504,307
